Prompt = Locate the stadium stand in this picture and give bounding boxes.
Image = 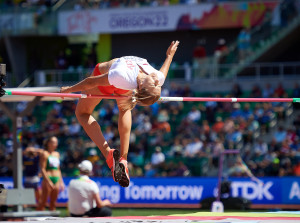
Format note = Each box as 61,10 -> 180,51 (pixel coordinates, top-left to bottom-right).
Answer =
0,0 -> 300,182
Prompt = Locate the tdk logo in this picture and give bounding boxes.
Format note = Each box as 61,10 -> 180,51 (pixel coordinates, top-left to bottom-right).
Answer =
231,181 -> 274,200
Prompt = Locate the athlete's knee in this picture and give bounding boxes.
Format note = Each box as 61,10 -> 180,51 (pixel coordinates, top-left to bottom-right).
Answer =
75,105 -> 90,119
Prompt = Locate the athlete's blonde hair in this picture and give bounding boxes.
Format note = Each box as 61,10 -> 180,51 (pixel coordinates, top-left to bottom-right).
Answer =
118,87 -> 161,111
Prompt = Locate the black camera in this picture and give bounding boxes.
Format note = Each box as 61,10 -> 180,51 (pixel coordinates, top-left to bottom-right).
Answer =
0,64 -> 6,97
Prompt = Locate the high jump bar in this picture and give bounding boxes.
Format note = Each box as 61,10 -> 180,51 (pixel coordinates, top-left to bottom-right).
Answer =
4,90 -> 300,102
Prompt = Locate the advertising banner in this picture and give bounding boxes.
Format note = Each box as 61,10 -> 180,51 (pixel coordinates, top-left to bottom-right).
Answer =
1,177 -> 299,205
58,1 -> 279,35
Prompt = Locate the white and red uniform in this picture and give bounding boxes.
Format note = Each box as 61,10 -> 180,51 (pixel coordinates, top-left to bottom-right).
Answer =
94,56 -> 165,94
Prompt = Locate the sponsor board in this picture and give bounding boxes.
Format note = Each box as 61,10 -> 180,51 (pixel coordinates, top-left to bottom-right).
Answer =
0,177 -> 299,205
58,2 -> 279,35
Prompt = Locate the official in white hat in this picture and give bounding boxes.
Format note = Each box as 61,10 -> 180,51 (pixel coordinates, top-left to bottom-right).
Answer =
68,160 -> 112,217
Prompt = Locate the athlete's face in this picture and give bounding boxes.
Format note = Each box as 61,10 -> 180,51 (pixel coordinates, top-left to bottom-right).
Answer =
48,137 -> 58,151
139,73 -> 161,94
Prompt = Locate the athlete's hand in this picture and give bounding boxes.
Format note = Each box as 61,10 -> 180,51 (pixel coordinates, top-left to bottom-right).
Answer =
60,182 -> 65,192
47,180 -> 54,190
166,40 -> 179,58
102,199 -> 112,207
60,86 -> 71,93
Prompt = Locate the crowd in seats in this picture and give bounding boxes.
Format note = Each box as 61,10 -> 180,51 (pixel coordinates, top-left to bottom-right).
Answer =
1,82 -> 300,180
0,0 -> 201,10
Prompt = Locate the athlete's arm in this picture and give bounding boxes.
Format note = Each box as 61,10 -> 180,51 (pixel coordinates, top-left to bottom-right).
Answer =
39,151 -> 54,189
60,73 -> 110,93
57,152 -> 65,191
159,40 -> 179,78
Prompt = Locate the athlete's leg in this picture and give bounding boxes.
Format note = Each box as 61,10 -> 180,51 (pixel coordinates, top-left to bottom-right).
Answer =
97,58 -> 118,74
37,180 -> 50,210
75,87 -> 111,157
116,99 -> 131,187
49,184 -> 59,211
34,185 -> 41,209
116,104 -> 131,160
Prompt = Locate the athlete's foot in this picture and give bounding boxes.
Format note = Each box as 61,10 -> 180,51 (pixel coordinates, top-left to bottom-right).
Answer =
118,158 -> 130,187
106,149 -> 122,182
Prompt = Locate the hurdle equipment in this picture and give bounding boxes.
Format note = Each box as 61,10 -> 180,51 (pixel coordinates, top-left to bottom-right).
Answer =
3,90 -> 300,102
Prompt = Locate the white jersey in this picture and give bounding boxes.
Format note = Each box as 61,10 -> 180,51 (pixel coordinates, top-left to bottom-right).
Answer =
68,175 -> 99,215
108,56 -> 165,90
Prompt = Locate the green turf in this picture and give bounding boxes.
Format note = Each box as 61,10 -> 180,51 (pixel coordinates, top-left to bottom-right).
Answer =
57,207 -> 200,217
173,211 -> 300,217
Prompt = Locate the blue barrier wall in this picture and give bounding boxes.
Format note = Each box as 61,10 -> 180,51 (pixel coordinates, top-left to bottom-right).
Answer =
1,177 -> 299,205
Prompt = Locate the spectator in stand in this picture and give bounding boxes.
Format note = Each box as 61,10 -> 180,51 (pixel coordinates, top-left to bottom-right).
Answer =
290,136 -> 300,151
167,161 -> 190,177
184,137 -> 203,158
212,138 -> 225,157
169,82 -> 183,97
214,38 -> 229,64
182,84 -> 194,97
273,126 -> 287,143
262,83 -> 274,98
286,127 -> 297,144
293,159 -> 300,176
187,106 -> 201,122
55,50 -> 68,69
279,157 -> 294,176
205,94 -> 217,123
265,158 -> 280,176
279,138 -> 291,155
145,146 -> 166,177
135,116 -> 152,136
103,125 -> 115,143
68,160 -> 112,217
129,149 -> 144,169
192,39 -> 207,77
212,116 -> 224,134
151,146 -> 165,167
157,108 -> 169,123
226,124 -> 242,145
237,27 -> 251,63
231,83 -> 243,98
274,83 -> 286,98
254,138 -> 268,155
241,103 -> 252,120
250,84 -> 262,98
246,114 -> 260,133
168,137 -> 183,157
259,103 -> 274,133
292,83 -> 300,98
68,118 -> 81,137
231,103 -> 243,119
202,120 -> 210,136
38,136 -> 65,211
193,39 -> 206,63
223,117 -> 235,133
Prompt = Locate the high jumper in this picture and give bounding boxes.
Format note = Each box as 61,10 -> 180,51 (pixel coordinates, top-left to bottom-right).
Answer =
60,40 -> 180,187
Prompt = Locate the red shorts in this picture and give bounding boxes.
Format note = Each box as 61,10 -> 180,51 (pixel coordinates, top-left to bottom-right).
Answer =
93,63 -> 129,95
